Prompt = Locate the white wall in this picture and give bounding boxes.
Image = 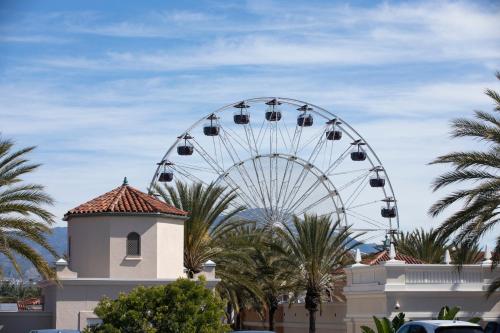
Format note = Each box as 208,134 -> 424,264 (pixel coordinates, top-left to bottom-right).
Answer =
68,216 -> 110,278
156,218 -> 185,278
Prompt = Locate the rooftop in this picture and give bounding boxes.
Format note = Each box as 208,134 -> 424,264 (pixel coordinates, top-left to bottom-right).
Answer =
64,178 -> 187,219
362,249 -> 425,265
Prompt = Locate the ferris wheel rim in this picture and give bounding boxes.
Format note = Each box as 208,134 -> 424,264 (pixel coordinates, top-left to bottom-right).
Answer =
149,97 -> 400,232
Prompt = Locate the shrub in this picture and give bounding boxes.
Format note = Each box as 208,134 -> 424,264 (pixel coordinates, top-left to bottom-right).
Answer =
85,277 -> 229,333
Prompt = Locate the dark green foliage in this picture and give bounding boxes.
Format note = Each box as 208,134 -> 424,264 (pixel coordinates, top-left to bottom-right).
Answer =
86,278 -> 229,333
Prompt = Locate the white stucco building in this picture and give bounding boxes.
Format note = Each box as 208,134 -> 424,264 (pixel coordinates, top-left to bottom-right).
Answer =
243,247 -> 499,333
38,179 -> 217,330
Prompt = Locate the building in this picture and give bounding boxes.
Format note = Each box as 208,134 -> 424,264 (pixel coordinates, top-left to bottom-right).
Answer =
243,246 -> 500,333
30,179 -> 213,331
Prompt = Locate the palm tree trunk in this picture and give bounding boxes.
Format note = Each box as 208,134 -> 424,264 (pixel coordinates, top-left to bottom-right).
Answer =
268,302 -> 278,331
305,288 -> 320,333
309,309 -> 316,333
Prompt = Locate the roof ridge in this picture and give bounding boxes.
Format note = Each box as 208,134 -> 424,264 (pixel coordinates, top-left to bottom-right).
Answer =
108,185 -> 127,211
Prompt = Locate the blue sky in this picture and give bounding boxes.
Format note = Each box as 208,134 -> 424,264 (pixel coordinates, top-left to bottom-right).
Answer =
1,0 -> 499,245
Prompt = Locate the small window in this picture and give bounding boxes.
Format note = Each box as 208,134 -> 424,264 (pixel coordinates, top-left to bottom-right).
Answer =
127,232 -> 140,256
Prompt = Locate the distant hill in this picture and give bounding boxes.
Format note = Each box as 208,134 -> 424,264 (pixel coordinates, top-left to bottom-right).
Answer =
0,227 -> 67,280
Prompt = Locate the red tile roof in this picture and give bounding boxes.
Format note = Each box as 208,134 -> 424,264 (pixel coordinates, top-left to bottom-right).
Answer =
362,250 -> 425,265
65,183 -> 187,219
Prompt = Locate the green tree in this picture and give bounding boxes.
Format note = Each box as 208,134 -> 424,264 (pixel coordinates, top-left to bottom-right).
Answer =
154,181 -> 245,278
277,214 -> 358,333
0,136 -> 57,279
87,278 -> 230,333
429,72 -> 500,295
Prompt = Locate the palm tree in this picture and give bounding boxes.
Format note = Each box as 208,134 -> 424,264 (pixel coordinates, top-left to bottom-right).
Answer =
248,232 -> 295,331
394,228 -> 448,263
276,214 -> 358,333
429,72 -> 500,294
215,223 -> 265,330
394,228 -> 482,264
154,181 -> 245,278
0,136 -> 57,279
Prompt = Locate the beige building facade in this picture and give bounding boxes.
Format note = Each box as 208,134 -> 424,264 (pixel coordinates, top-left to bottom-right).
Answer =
37,180 -> 219,331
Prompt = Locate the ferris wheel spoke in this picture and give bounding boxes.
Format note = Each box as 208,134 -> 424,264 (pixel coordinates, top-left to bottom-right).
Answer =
175,162 -> 218,173
257,121 -> 271,151
297,124 -> 329,158
218,130 -> 270,212
278,163 -> 310,217
294,191 -> 337,217
345,200 -> 381,210
191,139 -> 225,175
329,168 -> 371,176
172,166 -> 210,186
345,211 -> 386,229
281,176 -> 323,219
222,173 -> 268,214
274,157 -> 294,216
238,164 -> 270,211
276,118 -> 290,151
306,126 -> 329,166
324,144 -> 351,175
291,124 -> 305,155
336,171 -> 370,192
220,125 -> 252,155
251,157 -> 273,216
344,179 -> 370,208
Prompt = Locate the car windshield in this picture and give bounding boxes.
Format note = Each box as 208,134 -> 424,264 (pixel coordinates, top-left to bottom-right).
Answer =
436,326 -> 483,333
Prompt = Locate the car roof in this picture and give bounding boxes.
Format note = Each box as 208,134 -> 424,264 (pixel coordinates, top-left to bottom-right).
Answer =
406,321 -> 480,328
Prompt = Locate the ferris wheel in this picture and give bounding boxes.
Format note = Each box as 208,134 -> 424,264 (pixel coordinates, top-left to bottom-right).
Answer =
150,97 -> 399,242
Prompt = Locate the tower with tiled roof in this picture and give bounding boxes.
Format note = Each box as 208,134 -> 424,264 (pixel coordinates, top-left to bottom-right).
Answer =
64,178 -> 188,279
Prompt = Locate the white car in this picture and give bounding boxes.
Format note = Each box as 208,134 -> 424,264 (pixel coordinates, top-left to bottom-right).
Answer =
397,321 -> 483,333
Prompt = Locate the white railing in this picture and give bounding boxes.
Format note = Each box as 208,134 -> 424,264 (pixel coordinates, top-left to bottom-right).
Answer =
405,269 -> 482,284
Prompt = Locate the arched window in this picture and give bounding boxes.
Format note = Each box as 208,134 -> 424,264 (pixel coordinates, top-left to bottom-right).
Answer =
126,232 -> 140,256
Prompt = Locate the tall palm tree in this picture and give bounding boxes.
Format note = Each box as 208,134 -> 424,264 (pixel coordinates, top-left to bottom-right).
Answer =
429,72 -> 500,294
0,136 -> 57,279
276,214 -> 358,333
154,181 -> 245,278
